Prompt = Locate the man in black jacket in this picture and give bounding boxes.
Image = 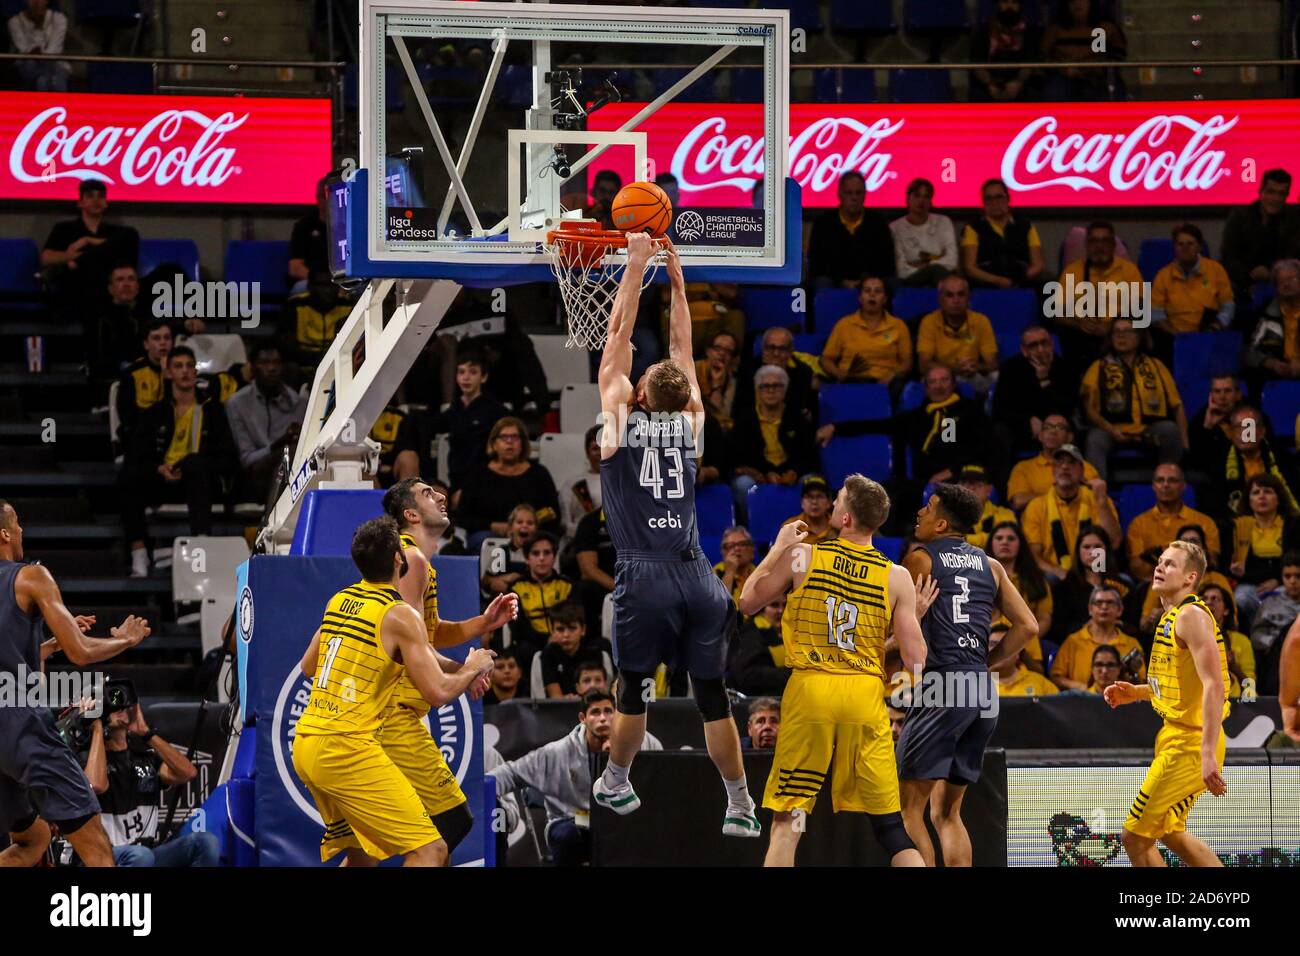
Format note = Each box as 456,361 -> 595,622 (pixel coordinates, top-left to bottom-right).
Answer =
807,170 -> 895,289
119,346 -> 236,577
730,598 -> 790,696
1220,169 -> 1300,308
991,325 -> 1078,456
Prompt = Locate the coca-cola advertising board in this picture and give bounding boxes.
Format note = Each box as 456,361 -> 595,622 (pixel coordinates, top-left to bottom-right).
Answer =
590,100 -> 1300,208
0,93 -> 332,204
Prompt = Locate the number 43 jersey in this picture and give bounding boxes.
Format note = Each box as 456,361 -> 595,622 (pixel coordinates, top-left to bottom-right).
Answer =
783,538 -> 892,679
601,407 -> 701,556
920,537 -> 998,671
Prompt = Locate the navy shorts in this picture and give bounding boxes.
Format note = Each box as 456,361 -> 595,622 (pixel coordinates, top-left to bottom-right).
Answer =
611,551 -> 735,680
0,708 -> 101,832
896,671 -> 999,786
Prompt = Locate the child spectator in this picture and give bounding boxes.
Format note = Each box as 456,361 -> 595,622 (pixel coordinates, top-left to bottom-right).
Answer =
509,533 -> 574,669
434,350 -> 509,491
485,649 -> 525,706
482,504 -> 537,595
540,603 -> 612,699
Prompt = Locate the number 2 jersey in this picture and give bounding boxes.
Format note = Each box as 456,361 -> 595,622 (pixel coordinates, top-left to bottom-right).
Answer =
296,580 -> 405,737
782,538 -> 891,679
600,407 -> 701,556
920,537 -> 998,671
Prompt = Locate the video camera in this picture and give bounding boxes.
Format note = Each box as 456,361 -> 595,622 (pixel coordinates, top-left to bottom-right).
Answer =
55,678 -> 139,755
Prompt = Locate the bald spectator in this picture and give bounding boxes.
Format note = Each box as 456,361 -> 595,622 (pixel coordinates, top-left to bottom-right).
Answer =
1125,464 -> 1220,580
916,274 -> 999,399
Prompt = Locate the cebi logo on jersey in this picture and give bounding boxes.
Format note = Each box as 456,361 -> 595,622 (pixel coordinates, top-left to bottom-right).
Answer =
270,666 -> 475,824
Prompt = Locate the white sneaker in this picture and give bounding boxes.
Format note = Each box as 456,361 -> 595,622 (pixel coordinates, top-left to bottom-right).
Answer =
129,549 -> 150,578
592,776 -> 641,815
722,804 -> 761,838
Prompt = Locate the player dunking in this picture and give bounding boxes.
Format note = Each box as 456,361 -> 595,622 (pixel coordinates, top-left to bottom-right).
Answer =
1105,541 -> 1229,867
591,232 -> 758,836
898,484 -> 1038,867
311,478 -> 517,866
294,517 -> 495,866
739,475 -> 930,867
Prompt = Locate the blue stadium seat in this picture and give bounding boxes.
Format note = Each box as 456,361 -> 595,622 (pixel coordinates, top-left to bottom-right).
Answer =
899,378 -> 975,411
224,240 -> 291,298
1137,239 -> 1173,282
0,238 -> 41,298
138,239 -> 201,282
891,286 -> 939,321
996,331 -> 1022,362
813,287 -> 860,335
86,62 -> 152,94
1172,332 -> 1242,381
739,286 -> 805,333
873,535 -> 903,561
653,69 -> 717,103
889,69 -> 953,103
820,383 -> 891,425
970,288 -> 1037,335
759,0 -> 824,32
1116,485 -> 1156,528
695,483 -> 737,537
699,534 -> 723,565
747,484 -> 803,545
793,332 -> 828,356
904,0 -> 968,30
976,0 -> 1044,25
823,434 -> 891,486
830,0 -> 896,31
813,68 -> 877,103
1261,381 -> 1300,445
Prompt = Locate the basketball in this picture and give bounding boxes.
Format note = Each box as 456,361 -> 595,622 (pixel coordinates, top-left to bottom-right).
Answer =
611,181 -> 673,237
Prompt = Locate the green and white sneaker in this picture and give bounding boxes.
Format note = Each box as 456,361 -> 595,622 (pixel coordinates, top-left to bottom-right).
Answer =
592,776 -> 642,815
722,805 -> 761,838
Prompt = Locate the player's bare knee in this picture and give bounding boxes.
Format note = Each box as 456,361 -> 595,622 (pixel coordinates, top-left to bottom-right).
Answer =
405,839 -> 449,867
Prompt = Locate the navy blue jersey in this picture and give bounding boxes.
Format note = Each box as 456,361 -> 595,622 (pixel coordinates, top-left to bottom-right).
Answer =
921,537 -> 998,671
600,407 -> 700,556
0,560 -> 41,681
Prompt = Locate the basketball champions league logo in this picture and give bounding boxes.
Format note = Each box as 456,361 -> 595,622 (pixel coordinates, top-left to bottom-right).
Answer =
270,667 -> 475,825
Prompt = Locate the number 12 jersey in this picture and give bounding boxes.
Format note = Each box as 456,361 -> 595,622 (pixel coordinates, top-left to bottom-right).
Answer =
783,538 -> 892,680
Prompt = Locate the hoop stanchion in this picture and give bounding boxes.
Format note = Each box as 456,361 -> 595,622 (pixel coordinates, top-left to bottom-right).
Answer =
544,220 -> 666,350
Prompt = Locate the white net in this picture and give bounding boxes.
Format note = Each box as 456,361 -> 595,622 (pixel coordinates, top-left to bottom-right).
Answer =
545,232 -> 663,350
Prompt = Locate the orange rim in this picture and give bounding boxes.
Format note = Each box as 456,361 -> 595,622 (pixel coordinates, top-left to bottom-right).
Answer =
545,219 -> 667,250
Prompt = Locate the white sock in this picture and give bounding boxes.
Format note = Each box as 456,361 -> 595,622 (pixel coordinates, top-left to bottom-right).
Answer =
602,760 -> 630,789
724,774 -> 753,809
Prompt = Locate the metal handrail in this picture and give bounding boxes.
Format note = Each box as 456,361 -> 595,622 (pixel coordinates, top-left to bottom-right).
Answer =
591,58 -> 1300,70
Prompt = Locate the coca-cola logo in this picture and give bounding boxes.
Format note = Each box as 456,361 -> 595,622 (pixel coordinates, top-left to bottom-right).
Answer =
670,114 -> 903,196
9,106 -> 248,188
1001,113 -> 1237,193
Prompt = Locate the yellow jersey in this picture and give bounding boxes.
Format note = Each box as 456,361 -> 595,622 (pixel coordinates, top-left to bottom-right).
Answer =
781,537 -> 891,679
1148,595 -> 1230,730
386,533 -> 442,716
297,580 -> 406,737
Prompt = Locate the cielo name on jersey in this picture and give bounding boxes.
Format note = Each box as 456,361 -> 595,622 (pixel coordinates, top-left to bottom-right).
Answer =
889,667 -> 1000,718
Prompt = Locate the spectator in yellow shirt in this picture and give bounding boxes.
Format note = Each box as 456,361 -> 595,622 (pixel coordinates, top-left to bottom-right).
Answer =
916,273 -> 999,399
779,475 -> 838,545
1134,523 -> 1235,638
1079,317 -> 1188,483
820,275 -> 913,397
1084,644 -> 1123,696
1151,222 -> 1234,335
957,464 -> 1014,548
695,330 -> 740,431
1125,463 -> 1221,579
990,626 -> 1059,696
1055,220 -> 1144,354
1050,585 -> 1146,690
986,520 -> 1051,673
1199,583 -> 1257,699
1021,444 -> 1121,581
959,177 -> 1046,289
1229,472 -> 1300,623
1007,413 -> 1100,511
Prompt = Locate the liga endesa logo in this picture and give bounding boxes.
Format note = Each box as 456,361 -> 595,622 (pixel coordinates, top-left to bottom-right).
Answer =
270,666 -> 475,825
8,105 -> 248,187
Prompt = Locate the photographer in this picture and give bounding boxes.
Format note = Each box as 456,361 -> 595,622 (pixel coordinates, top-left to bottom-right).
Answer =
80,684 -> 218,867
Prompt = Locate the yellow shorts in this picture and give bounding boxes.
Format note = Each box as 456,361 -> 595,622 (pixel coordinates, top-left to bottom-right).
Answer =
292,731 -> 441,863
762,670 -> 900,816
377,705 -> 468,818
1125,721 -> 1226,840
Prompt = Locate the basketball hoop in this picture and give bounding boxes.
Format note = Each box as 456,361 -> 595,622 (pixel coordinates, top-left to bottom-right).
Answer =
544,219 -> 666,350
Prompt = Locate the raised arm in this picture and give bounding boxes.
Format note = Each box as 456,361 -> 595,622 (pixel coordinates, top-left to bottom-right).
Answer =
888,563 -> 928,675
385,603 -> 496,709
663,240 -> 703,413
985,557 -> 1040,669
18,565 -> 148,666
598,232 -> 654,424
738,520 -> 807,616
